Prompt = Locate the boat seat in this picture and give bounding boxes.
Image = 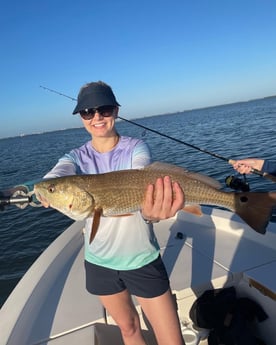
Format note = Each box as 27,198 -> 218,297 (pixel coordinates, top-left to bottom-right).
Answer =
94,322 -> 158,345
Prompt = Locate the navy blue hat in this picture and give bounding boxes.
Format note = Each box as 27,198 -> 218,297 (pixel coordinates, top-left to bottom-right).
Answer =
72,81 -> 120,114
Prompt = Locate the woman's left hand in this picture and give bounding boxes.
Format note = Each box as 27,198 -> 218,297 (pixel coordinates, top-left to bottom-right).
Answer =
141,176 -> 185,222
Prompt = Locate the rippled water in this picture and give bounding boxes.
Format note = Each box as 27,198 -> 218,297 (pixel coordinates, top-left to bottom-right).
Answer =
1,97 -> 276,306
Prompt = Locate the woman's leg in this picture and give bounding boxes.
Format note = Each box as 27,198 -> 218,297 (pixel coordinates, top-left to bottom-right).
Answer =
99,290 -> 147,345
137,289 -> 185,345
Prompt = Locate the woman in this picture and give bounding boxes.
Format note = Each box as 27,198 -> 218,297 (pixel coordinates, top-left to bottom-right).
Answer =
233,158 -> 276,176
42,81 -> 186,345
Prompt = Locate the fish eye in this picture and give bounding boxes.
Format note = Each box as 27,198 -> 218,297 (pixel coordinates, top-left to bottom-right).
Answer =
47,184 -> 55,193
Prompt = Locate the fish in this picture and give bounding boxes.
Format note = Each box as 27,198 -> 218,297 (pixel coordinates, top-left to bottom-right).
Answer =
34,162 -> 276,243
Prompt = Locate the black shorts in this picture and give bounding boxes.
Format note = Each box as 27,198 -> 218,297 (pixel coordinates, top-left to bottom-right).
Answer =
84,255 -> 170,298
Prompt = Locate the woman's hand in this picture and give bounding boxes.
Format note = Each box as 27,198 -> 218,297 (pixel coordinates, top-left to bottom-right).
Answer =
141,176 -> 185,222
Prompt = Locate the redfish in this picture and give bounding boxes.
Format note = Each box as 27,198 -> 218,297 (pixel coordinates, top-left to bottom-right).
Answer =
34,162 -> 276,242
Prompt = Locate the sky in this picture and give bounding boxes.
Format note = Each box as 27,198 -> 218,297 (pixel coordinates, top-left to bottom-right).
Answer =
1,0 -> 276,138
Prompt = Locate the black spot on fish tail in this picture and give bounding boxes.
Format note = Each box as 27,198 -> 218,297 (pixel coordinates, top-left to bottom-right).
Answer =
89,207 -> 103,244
239,195 -> 248,203
234,191 -> 276,234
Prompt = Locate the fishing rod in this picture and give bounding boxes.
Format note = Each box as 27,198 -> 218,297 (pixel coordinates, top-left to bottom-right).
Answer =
40,86 -> 231,161
39,85 -> 276,185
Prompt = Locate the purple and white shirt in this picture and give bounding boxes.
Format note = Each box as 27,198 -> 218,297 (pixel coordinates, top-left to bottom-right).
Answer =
44,136 -> 160,270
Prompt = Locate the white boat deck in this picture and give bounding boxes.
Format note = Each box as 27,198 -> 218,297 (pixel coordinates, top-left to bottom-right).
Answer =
1,207 -> 275,345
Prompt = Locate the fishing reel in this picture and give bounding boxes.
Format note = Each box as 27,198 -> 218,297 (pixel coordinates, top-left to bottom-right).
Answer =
225,174 -> 250,192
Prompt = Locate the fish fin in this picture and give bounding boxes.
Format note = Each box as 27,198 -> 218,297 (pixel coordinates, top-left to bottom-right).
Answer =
89,207 -> 103,244
144,161 -> 190,173
111,214 -> 134,217
182,204 -> 203,216
234,191 -> 276,234
144,162 -> 222,189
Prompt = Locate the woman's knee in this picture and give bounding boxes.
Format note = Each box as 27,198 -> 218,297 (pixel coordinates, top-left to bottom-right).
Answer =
118,312 -> 141,338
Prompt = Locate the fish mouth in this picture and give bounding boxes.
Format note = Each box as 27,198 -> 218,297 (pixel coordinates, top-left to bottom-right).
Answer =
33,190 -> 50,207
34,190 -> 42,202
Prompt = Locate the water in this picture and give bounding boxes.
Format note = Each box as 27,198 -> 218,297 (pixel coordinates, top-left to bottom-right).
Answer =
1,97 -> 276,307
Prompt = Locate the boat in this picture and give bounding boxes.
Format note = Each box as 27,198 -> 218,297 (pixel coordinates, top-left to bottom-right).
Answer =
1,207 -> 275,345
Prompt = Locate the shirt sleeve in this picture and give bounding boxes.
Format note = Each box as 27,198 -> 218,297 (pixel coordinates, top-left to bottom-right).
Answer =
43,154 -> 78,178
262,160 -> 276,176
131,141 -> 152,169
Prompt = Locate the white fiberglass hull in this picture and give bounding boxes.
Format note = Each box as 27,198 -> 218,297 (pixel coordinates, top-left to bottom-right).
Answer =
1,207 -> 275,345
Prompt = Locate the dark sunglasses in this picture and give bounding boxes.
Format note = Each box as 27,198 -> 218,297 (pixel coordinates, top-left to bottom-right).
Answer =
79,106 -> 116,120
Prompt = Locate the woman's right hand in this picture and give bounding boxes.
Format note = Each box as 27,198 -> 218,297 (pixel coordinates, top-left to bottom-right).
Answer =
141,176 -> 185,222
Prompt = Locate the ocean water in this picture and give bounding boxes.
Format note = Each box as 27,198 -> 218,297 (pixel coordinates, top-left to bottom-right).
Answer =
1,97 -> 276,307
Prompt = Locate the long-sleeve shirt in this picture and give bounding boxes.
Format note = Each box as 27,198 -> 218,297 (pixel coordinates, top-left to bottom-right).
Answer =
262,160 -> 276,176
44,136 -> 160,270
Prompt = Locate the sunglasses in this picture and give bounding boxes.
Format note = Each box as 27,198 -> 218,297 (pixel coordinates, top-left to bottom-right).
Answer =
79,106 -> 116,120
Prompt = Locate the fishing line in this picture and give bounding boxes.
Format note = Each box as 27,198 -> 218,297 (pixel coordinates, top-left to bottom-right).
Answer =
39,85 -> 276,184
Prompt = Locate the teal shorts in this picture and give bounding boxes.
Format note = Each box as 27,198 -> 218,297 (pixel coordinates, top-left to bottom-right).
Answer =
84,255 -> 170,298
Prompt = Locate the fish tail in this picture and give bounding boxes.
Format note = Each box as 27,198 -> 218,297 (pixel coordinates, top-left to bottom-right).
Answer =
234,191 -> 276,234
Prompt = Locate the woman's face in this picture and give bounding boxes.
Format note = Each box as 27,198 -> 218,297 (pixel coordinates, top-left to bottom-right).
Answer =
81,106 -> 119,138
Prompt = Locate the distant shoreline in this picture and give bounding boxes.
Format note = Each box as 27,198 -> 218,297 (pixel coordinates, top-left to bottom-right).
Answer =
131,94 -> 276,121
1,94 -> 276,140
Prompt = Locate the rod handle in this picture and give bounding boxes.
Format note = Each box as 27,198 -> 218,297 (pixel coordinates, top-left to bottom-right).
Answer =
228,159 -> 264,176
229,159 -> 276,182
